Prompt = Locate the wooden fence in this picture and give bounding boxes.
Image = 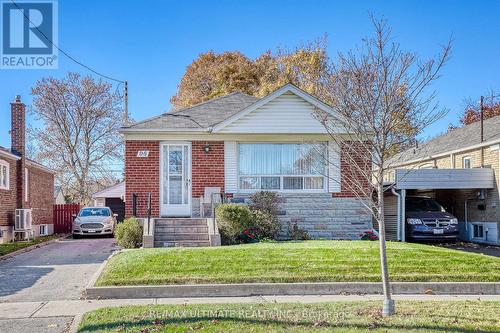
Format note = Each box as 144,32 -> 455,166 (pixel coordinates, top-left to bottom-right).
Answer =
53,204 -> 80,234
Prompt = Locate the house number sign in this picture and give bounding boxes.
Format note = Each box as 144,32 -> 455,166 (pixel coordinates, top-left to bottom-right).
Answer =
137,150 -> 150,157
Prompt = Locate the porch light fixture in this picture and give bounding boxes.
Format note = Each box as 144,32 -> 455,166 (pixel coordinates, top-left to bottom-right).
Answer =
203,144 -> 211,153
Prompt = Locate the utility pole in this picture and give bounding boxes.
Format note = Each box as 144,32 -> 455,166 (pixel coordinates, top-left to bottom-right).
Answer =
124,81 -> 129,125
480,96 -> 484,167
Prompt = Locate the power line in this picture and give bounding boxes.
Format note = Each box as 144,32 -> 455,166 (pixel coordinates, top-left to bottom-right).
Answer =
9,0 -> 125,84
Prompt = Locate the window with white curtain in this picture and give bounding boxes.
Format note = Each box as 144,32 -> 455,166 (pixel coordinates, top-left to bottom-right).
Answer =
238,143 -> 326,191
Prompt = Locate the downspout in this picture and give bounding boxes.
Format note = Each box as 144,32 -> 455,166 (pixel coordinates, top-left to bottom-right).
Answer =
391,188 -> 401,241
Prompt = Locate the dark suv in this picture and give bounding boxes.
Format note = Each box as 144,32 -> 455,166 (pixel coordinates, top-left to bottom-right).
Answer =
406,196 -> 459,241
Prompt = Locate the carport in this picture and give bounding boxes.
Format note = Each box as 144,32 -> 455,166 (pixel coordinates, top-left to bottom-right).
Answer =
387,168 -> 495,242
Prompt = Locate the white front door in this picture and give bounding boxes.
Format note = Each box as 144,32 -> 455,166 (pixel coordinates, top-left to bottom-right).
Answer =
160,142 -> 191,216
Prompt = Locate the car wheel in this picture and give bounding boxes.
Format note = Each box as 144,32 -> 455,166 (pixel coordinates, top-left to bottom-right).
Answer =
73,233 -> 80,239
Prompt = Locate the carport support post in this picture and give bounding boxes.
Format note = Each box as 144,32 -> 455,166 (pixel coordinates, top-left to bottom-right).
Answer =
401,190 -> 406,242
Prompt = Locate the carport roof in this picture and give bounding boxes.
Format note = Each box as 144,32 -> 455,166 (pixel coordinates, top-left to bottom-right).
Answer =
394,168 -> 495,190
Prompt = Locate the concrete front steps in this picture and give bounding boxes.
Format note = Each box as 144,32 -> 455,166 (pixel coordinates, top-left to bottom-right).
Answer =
154,218 -> 210,247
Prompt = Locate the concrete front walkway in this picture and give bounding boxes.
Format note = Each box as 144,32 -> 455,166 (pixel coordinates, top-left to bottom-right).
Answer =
1,295 -> 499,333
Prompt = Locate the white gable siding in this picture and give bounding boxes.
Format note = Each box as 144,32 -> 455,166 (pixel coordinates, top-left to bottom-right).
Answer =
219,92 -> 327,134
328,141 -> 341,193
224,141 -> 238,193
92,182 -> 125,199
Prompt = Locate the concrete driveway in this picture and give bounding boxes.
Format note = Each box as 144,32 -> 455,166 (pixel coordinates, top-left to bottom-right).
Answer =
0,236 -> 118,303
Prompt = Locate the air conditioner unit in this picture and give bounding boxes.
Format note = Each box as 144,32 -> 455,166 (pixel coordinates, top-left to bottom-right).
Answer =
15,209 -> 32,231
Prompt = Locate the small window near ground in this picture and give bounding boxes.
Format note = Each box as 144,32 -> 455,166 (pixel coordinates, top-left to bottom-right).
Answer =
462,156 -> 472,169
0,160 -> 9,190
473,224 -> 484,239
39,224 -> 48,236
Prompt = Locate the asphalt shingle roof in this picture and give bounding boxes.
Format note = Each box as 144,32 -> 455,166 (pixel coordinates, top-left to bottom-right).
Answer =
388,115 -> 500,165
124,92 -> 258,130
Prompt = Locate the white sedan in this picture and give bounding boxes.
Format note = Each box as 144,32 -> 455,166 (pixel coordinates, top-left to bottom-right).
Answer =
72,207 -> 117,238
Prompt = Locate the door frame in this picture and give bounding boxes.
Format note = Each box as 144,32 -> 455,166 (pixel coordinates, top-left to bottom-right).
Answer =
159,141 -> 192,217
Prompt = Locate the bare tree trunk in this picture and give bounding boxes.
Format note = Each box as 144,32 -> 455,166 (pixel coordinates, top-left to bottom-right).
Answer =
377,180 -> 395,316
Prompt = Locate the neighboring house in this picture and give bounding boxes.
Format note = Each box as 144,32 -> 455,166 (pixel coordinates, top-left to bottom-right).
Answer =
0,96 -> 56,243
121,84 -> 372,244
92,182 -> 125,222
385,115 -> 500,245
54,185 -> 65,204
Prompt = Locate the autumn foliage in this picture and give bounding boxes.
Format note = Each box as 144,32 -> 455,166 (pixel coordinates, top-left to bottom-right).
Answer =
170,38 -> 330,109
460,93 -> 500,125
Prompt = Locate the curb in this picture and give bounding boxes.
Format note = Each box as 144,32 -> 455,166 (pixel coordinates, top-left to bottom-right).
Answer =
85,282 -> 500,300
0,235 -> 68,261
85,249 -> 124,293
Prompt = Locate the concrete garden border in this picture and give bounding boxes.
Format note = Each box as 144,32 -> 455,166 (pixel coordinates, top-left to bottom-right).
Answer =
86,277 -> 500,300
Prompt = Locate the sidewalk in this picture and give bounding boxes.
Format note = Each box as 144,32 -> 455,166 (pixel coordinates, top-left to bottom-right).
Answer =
1,294 -> 499,332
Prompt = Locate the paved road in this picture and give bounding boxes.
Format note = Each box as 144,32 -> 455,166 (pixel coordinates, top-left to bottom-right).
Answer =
0,236 -> 118,303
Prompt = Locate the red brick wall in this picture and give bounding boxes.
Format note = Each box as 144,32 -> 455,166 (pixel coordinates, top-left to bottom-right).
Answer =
26,165 -> 54,225
0,157 -> 18,227
125,141 -> 160,218
332,141 -> 372,198
192,141 -> 224,198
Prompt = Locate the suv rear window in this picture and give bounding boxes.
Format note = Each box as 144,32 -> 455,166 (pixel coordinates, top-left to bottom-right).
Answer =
406,198 -> 445,212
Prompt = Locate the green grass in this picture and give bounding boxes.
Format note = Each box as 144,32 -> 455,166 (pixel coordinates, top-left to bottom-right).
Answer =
96,241 -> 500,286
78,301 -> 500,332
0,235 -> 59,257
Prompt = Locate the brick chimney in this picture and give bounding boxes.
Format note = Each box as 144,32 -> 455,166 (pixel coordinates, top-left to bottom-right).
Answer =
11,95 -> 25,156
11,95 -> 26,208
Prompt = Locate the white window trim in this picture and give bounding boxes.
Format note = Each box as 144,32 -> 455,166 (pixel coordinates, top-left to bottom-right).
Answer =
471,223 -> 484,240
0,160 -> 9,190
24,168 -> 29,202
39,224 -> 48,236
237,142 -> 328,193
462,156 -> 472,169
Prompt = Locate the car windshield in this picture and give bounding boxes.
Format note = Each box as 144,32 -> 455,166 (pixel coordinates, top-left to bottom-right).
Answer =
406,198 -> 445,212
79,208 -> 110,217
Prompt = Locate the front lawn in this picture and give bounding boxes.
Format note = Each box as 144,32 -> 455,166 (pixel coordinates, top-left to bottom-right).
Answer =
0,235 -> 59,257
78,301 -> 500,332
96,241 -> 500,286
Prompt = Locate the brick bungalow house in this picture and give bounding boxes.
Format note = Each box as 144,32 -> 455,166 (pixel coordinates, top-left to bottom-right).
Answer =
121,84 -> 372,246
0,96 -> 55,243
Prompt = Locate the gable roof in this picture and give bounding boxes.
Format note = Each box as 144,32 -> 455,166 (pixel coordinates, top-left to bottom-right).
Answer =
121,92 -> 258,131
388,115 -> 500,166
212,84 -> 341,132
92,182 -> 125,199
121,84 -> 343,133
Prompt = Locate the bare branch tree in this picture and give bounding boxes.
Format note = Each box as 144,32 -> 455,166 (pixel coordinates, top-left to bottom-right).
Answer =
316,16 -> 451,315
29,72 -> 124,204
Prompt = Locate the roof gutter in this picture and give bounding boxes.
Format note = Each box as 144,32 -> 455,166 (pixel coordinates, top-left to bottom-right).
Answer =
119,128 -> 208,133
0,149 -> 21,160
26,160 -> 57,174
